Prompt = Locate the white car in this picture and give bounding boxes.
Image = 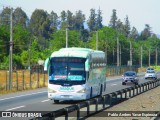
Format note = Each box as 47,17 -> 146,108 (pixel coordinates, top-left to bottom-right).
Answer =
144,70 -> 157,80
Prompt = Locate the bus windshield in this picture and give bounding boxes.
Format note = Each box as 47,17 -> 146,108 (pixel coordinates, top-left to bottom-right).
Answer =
50,57 -> 86,82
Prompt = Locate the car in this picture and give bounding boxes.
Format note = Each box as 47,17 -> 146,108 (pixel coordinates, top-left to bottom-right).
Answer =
144,70 -> 157,80
122,71 -> 139,85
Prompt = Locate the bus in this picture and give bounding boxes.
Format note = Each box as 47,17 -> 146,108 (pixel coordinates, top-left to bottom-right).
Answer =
44,47 -> 107,103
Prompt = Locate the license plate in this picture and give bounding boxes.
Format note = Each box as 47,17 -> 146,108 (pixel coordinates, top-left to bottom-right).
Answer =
62,95 -> 70,98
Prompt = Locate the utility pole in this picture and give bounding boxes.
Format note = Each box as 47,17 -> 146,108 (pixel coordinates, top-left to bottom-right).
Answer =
140,46 -> 143,68
105,42 -> 107,65
9,8 -> 13,90
117,37 -> 119,66
113,48 -> 115,65
96,31 -> 98,50
66,28 -> 68,48
130,41 -> 132,66
155,48 -> 157,66
149,48 -> 150,67
119,44 -> 121,66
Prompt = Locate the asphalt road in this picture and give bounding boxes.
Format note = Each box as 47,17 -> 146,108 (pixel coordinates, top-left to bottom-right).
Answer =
0,72 -> 159,112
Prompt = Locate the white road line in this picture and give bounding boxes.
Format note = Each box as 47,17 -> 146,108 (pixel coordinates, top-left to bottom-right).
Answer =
0,91 -> 47,101
41,99 -> 50,102
111,84 -> 117,86
5,106 -> 25,111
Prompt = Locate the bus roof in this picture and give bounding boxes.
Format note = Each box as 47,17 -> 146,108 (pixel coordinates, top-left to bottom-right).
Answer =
59,47 -> 93,52
50,47 -> 104,58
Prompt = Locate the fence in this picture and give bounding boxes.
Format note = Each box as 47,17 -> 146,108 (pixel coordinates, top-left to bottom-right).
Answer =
0,65 -> 140,93
31,79 -> 160,120
0,69 -> 48,93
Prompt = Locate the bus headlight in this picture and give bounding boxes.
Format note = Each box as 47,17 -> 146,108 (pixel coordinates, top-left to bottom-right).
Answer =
48,88 -> 56,93
77,88 -> 87,93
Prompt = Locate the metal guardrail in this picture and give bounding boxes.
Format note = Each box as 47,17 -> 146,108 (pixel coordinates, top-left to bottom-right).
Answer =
31,79 -> 160,120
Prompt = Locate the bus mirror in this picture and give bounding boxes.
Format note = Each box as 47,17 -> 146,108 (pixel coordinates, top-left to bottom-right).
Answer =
85,59 -> 89,71
44,57 -> 50,71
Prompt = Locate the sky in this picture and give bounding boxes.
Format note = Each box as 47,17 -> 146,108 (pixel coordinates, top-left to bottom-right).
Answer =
0,0 -> 160,34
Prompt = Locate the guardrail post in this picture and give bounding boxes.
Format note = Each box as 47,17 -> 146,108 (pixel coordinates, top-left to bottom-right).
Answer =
135,86 -> 137,95
149,82 -> 151,90
129,88 -> 132,98
158,80 -> 160,86
144,83 -> 146,91
102,96 -> 106,109
124,89 -> 127,98
147,82 -> 149,91
77,104 -> 80,120
109,94 -> 112,106
142,84 -> 144,93
95,98 -> 98,112
120,90 -> 123,99
154,80 -> 156,87
64,108 -> 68,120
87,101 -> 90,116
139,85 -> 141,94
151,81 -> 153,88
133,87 -> 135,96
136,86 -> 139,95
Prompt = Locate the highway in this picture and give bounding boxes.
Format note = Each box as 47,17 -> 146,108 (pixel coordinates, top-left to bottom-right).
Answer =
0,72 -> 159,113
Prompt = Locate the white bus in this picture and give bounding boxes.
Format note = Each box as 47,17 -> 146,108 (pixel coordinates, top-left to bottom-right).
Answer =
44,47 -> 107,103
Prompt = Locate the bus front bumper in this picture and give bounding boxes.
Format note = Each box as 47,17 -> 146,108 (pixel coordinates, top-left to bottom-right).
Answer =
48,93 -> 88,101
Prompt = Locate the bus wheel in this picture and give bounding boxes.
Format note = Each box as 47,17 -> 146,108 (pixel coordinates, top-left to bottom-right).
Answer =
90,88 -> 92,98
54,100 -> 59,104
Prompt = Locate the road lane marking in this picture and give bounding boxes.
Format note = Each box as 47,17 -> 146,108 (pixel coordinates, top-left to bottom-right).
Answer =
5,106 -> 25,111
41,99 -> 50,102
111,84 -> 117,86
0,91 -> 47,101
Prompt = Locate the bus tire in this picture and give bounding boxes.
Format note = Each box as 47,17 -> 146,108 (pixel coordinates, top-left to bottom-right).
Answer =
90,88 -> 92,98
54,100 -> 59,104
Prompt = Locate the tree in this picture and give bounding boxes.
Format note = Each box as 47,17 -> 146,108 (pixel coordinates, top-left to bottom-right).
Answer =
72,10 -> 85,31
60,10 -> 67,29
129,27 -> 139,40
50,30 -> 83,51
96,8 -> 103,30
13,7 -> 29,27
13,25 -> 31,53
29,9 -> 51,39
116,19 -> 123,34
123,15 -> 131,38
49,11 -> 59,32
109,9 -> 117,29
66,10 -> 73,29
87,8 -> 97,31
0,7 -> 11,26
0,26 -> 9,62
140,24 -> 152,40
